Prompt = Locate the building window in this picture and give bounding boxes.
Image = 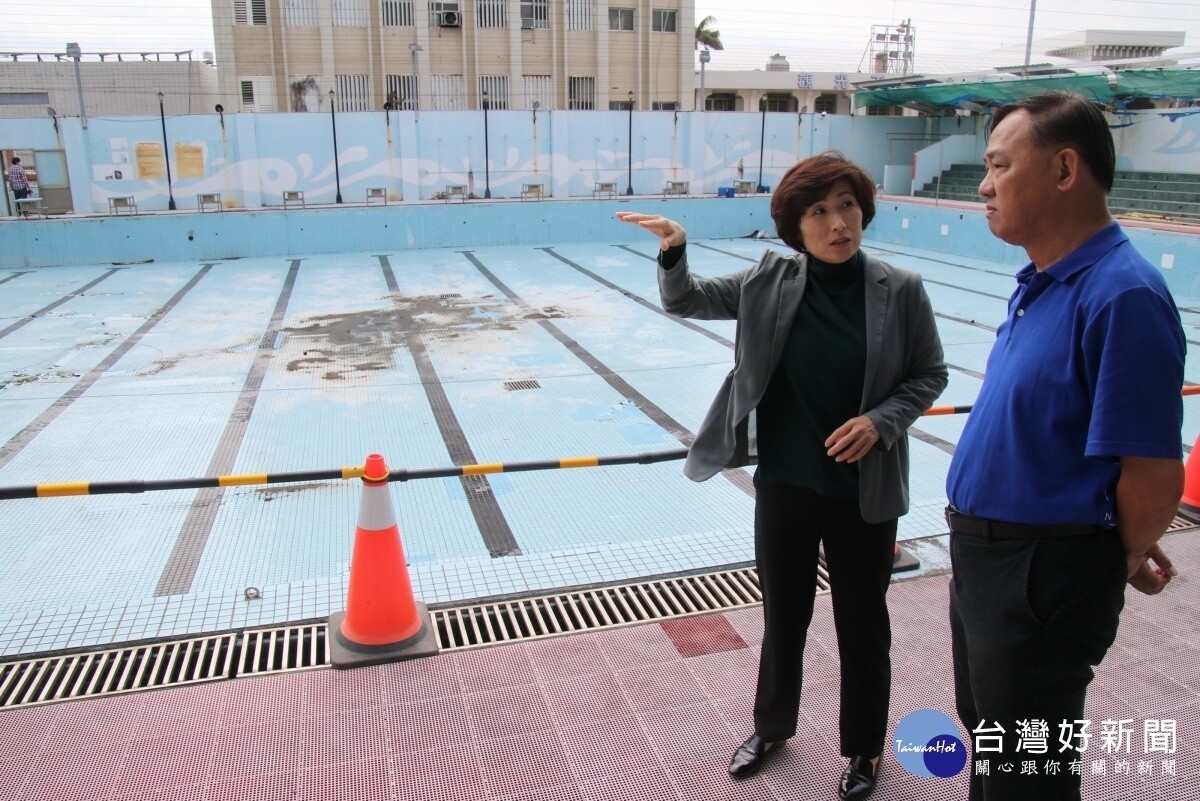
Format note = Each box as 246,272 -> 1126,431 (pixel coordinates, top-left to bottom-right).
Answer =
0,92 -> 51,105
234,0 -> 267,25
239,76 -> 277,111
382,0 -> 413,25
568,77 -> 595,110
283,0 -> 317,25
651,101 -> 679,110
430,74 -> 465,110
477,0 -> 506,27
608,8 -> 634,31
333,0 -> 368,25
566,0 -> 591,30
763,93 -> 795,112
519,0 -> 548,28
865,105 -> 902,116
523,75 -> 553,109
706,93 -> 737,111
386,74 -> 418,109
335,74 -> 371,111
609,99 -> 633,110
479,75 -> 509,109
651,9 -> 676,32
814,94 -> 837,114
430,1 -> 461,26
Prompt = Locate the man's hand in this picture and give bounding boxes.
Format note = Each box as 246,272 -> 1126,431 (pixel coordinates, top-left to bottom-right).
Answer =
825,416 -> 880,464
615,212 -> 686,250
1127,543 -> 1178,595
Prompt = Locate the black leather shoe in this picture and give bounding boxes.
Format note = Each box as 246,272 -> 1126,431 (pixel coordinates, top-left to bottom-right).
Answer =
838,755 -> 879,800
728,735 -> 777,779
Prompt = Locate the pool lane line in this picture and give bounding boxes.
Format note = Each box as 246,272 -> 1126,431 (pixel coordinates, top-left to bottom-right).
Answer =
462,250 -> 756,499
0,264 -> 216,473
540,248 -> 734,349
0,267 -> 125,341
154,261 -> 300,596
378,254 -> 522,559
0,271 -> 31,287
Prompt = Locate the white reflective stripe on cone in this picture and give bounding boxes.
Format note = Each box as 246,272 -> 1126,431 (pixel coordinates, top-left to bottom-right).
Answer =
357,483 -> 398,532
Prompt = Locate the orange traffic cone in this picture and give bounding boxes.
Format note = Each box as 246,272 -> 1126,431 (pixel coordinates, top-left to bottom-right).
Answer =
328,453 -> 439,669
1181,434 -> 1200,511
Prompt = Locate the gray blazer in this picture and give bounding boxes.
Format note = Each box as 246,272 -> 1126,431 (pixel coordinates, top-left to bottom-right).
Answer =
659,248 -> 948,523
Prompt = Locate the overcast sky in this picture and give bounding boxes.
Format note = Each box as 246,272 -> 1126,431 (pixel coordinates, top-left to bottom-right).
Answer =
4,0 -> 1198,74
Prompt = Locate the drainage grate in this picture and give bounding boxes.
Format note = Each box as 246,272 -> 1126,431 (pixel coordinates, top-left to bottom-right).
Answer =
0,566 -> 817,709
0,633 -> 235,709
1168,512 -> 1197,532
432,566 -> 774,651
502,379 -> 542,391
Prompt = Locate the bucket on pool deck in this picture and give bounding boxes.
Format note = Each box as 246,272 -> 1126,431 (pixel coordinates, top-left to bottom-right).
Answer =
328,453 -> 439,668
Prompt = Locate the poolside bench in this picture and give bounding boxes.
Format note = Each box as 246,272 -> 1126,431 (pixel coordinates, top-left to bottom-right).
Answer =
365,187 -> 387,206
733,180 -> 756,196
520,183 -> 545,201
592,181 -> 617,199
14,196 -> 47,218
197,192 -> 222,212
283,190 -> 306,208
444,185 -> 467,202
108,195 -> 138,215
663,181 -> 689,196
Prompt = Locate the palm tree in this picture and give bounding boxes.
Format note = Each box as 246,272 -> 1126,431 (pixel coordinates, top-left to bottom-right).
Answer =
695,15 -> 724,50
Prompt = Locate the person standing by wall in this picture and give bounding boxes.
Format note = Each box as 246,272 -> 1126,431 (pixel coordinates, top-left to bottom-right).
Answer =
618,151 -> 947,800
945,91 -> 1186,801
7,156 -> 32,201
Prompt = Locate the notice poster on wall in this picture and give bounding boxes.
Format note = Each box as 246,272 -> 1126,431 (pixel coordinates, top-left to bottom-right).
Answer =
136,142 -> 165,179
175,144 -> 205,179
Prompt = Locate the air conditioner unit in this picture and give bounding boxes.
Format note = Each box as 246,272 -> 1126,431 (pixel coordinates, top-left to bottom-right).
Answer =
438,10 -> 461,26
520,18 -> 535,29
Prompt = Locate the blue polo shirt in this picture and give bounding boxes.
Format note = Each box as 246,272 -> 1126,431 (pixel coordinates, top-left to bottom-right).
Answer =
946,222 -> 1184,526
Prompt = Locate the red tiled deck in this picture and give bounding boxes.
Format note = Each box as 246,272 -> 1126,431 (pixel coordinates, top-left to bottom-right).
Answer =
2,530 -> 1199,801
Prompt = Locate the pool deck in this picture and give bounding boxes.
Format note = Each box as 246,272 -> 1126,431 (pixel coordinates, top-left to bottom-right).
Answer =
1,526 -> 1197,801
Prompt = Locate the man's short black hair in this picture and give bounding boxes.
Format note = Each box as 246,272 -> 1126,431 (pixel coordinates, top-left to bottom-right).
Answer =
987,91 -> 1115,192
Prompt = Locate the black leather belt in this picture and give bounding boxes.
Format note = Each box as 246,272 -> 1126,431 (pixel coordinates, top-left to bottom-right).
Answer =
945,508 -> 1106,540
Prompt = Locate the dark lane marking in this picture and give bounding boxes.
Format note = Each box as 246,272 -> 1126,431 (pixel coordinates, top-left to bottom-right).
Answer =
0,271 -> 31,287
155,261 -> 299,596
463,251 -> 755,498
541,248 -> 734,348
379,255 -> 521,558
0,264 -> 214,472
0,268 -> 125,341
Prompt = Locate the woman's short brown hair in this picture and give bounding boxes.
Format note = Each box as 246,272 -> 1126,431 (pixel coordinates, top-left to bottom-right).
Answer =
769,151 -> 876,253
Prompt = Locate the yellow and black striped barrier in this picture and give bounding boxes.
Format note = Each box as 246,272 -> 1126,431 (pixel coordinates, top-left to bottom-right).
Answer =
3,385 -> 1198,501
0,450 -> 690,501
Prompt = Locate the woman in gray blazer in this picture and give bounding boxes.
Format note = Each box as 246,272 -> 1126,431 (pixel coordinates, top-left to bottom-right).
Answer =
617,152 -> 947,801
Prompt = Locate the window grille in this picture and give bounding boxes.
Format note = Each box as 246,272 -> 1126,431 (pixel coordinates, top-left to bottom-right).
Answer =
333,0 -> 368,26
565,0 -> 592,30
283,0 -> 318,25
430,1 -> 461,26
478,76 -> 509,109
519,0 -> 548,28
523,75 -> 553,109
568,77 -> 595,110
763,93 -> 795,112
335,74 -> 372,111
477,0 -> 506,27
815,94 -> 837,114
386,74 -> 419,109
431,74 -> 466,110
651,101 -> 679,110
239,76 -> 277,111
705,93 -> 737,111
382,0 -> 414,25
234,0 -> 268,25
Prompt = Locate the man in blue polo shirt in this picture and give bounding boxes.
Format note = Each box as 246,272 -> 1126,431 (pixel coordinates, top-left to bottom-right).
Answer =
945,91 -> 1185,801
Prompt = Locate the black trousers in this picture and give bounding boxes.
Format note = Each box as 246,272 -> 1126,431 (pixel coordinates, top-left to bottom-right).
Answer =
949,527 -> 1127,801
752,475 -> 897,757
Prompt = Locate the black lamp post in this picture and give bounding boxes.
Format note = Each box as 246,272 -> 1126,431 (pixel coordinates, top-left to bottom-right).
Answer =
757,96 -> 767,193
328,89 -> 343,203
625,90 -> 634,195
482,89 -> 492,198
156,91 -> 176,210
